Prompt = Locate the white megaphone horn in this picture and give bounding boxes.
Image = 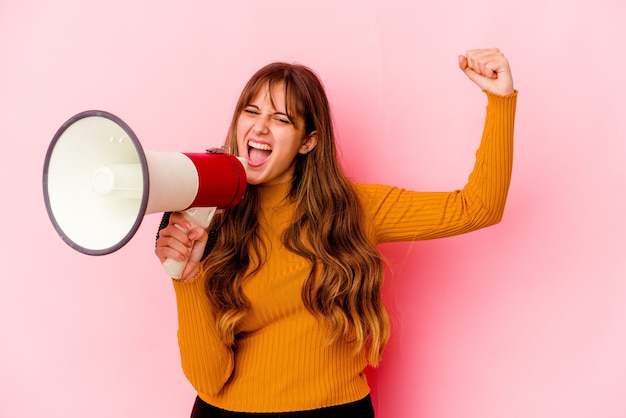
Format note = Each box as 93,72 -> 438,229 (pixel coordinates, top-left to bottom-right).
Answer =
42,110 -> 247,279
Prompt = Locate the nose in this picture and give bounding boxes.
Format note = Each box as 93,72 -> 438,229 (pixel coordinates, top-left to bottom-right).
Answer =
253,115 -> 270,135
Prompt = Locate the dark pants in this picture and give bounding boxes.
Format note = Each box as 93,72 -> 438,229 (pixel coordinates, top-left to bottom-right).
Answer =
190,395 -> 375,418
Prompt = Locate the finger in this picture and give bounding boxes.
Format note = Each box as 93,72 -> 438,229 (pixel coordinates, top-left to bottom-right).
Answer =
179,227 -> 209,280
460,48 -> 514,95
158,224 -> 194,250
169,212 -> 192,232
188,232 -> 209,264
155,220 -> 199,263
484,66 -> 497,80
458,53 -> 481,83
155,233 -> 192,263
483,53 -> 506,79
458,55 -> 468,71
468,48 -> 507,78
187,225 -> 208,243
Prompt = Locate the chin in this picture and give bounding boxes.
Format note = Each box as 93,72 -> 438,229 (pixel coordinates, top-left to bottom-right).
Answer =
245,175 -> 264,186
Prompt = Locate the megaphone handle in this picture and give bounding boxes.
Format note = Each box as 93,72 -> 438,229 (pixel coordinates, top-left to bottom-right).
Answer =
162,206 -> 218,279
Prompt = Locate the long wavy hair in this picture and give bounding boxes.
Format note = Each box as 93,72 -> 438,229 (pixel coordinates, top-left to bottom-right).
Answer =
202,62 -> 389,366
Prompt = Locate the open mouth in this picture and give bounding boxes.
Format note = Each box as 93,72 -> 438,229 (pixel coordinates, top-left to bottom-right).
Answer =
248,140 -> 272,165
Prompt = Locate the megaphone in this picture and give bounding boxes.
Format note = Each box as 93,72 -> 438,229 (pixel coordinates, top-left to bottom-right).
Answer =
43,110 -> 247,279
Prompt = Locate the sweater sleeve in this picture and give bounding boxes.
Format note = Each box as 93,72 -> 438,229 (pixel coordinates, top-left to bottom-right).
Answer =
358,90 -> 517,243
172,265 -> 234,396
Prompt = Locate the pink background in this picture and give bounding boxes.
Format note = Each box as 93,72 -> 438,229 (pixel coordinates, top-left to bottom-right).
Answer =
2,1 -> 625,417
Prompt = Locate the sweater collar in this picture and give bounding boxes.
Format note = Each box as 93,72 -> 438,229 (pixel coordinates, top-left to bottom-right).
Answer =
256,181 -> 292,209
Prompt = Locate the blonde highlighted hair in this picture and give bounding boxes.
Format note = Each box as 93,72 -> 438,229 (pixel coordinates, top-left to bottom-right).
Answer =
202,62 -> 389,366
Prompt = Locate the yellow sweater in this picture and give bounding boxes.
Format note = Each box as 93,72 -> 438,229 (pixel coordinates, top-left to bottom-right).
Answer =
172,91 -> 517,413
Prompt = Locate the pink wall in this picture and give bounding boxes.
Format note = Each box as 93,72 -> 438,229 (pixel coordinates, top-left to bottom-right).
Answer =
2,1 -> 625,417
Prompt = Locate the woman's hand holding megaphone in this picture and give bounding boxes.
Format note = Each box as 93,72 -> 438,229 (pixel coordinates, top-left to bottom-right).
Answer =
155,211 -> 209,282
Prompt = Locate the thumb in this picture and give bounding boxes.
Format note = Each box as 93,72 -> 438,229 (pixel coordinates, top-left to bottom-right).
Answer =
177,226 -> 209,281
187,226 -> 209,262
458,54 -> 501,93
458,55 -> 468,71
458,54 -> 484,82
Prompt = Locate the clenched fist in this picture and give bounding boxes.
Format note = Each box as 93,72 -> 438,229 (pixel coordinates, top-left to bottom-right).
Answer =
458,48 -> 515,96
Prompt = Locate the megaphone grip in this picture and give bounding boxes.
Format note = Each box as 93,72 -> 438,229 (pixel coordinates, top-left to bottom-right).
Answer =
162,206 -> 217,279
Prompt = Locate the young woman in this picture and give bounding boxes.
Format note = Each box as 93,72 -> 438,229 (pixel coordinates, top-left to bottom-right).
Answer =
155,48 -> 517,417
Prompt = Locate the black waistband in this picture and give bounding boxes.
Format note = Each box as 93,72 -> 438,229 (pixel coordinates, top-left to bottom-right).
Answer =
190,395 -> 374,418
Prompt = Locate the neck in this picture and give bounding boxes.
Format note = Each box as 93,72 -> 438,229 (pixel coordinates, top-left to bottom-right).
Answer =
255,181 -> 291,209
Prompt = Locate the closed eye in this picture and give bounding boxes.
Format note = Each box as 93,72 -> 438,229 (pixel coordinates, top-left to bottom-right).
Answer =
273,113 -> 292,124
242,105 -> 292,124
243,107 -> 260,115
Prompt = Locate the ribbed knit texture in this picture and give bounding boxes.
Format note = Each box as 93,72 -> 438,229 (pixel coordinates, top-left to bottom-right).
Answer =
172,91 -> 517,413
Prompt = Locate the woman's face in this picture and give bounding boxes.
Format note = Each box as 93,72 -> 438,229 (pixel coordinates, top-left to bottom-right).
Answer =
236,82 -> 317,186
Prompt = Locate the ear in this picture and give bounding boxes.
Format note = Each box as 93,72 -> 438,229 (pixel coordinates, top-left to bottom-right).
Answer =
298,131 -> 318,154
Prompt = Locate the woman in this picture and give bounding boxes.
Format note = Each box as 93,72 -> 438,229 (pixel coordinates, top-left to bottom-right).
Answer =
155,48 -> 517,417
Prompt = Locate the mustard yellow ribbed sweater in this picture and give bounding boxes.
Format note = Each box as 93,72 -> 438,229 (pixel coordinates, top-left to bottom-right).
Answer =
172,91 -> 517,413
